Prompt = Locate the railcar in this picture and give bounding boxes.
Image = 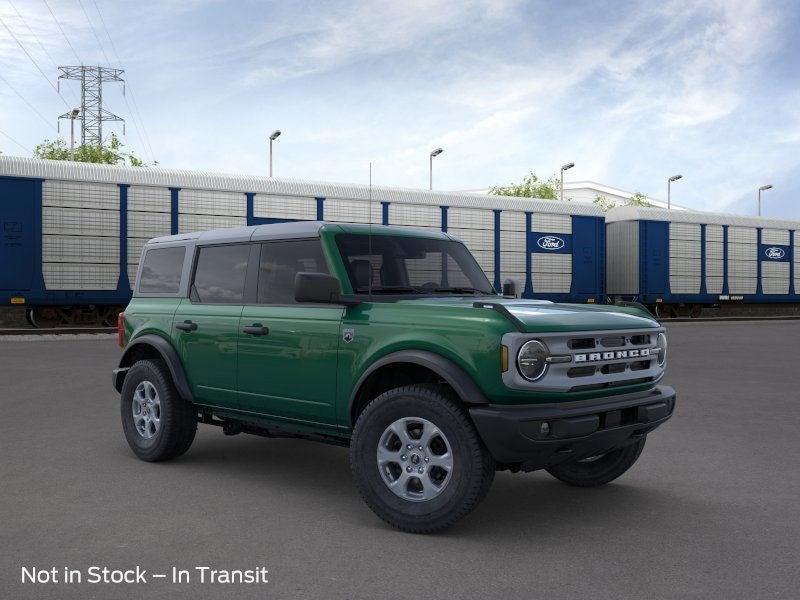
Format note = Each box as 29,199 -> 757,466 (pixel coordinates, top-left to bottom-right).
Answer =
606,206 -> 800,318
0,157 -> 605,326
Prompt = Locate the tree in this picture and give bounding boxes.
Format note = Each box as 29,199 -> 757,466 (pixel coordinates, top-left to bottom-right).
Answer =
593,191 -> 653,212
34,134 -> 154,167
489,171 -> 563,200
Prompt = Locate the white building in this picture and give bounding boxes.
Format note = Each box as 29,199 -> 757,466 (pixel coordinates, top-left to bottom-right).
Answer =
458,181 -> 689,210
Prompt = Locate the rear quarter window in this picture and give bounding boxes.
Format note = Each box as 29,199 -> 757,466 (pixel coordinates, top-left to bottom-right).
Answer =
138,246 -> 186,294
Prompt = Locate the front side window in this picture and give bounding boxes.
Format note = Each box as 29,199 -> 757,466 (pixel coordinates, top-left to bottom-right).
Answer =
192,244 -> 250,304
335,234 -> 494,295
138,246 -> 185,294
258,239 -> 329,304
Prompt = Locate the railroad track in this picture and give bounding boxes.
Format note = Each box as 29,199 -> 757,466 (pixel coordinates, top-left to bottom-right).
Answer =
0,327 -> 116,336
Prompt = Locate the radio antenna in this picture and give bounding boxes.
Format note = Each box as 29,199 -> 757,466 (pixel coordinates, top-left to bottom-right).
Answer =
368,161 -> 373,298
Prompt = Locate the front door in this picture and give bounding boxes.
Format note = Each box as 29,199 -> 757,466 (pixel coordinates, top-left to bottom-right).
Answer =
173,243 -> 253,408
237,239 -> 342,426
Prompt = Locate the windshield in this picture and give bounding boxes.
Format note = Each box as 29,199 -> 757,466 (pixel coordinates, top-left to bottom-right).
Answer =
335,233 -> 495,296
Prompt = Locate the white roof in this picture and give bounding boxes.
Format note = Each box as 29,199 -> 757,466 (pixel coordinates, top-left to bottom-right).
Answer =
606,205 -> 800,230
0,156 -> 603,217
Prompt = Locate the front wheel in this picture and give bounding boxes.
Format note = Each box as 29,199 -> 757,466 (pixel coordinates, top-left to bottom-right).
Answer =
350,385 -> 495,534
546,437 -> 646,487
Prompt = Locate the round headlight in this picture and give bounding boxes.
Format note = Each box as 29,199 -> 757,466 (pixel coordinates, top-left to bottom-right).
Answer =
656,332 -> 667,366
517,340 -> 549,381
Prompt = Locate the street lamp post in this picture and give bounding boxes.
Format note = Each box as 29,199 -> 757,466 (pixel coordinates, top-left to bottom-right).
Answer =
560,162 -> 574,202
429,148 -> 443,190
758,184 -> 773,216
69,108 -> 80,161
667,174 -> 682,209
269,130 -> 281,177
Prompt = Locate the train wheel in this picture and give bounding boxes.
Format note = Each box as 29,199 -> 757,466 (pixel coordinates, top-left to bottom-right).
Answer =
29,307 -> 63,328
25,308 -> 36,327
689,304 -> 703,319
101,306 -> 124,327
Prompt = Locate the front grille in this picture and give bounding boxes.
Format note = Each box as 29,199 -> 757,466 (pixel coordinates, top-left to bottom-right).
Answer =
502,327 -> 666,393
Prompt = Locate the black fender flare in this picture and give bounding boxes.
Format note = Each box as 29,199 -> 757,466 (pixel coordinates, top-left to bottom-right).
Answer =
349,349 -> 489,419
113,334 -> 193,402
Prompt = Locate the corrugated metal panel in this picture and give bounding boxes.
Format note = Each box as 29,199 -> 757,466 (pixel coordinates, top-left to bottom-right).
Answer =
178,214 -> 246,233
500,250 -> 526,273
326,198 -> 381,224
605,221 -> 639,295
707,276 -> 724,294
533,254 -> 571,293
706,224 -> 724,242
179,188 -> 245,217
448,207 -> 493,229
390,203 -> 441,227
448,227 -> 493,250
42,179 -> 118,210
762,262 -> 789,294
253,195 -> 316,220
0,156 -> 603,216
728,277 -> 756,294
42,206 -> 119,237
606,205 -> 800,230
669,222 -> 700,241
501,211 -> 526,231
762,229 -> 790,245
728,226 -> 757,245
42,235 -> 119,263
128,211 -> 170,238
532,213 -> 571,234
795,235 -> 800,292
43,263 -> 119,290
128,186 -> 170,213
670,276 -> 701,294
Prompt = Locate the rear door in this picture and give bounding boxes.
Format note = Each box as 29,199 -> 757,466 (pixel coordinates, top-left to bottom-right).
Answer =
237,239 -> 342,425
172,243 -> 254,409
0,178 -> 36,290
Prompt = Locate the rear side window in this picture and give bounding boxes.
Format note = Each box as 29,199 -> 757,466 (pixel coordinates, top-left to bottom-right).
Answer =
258,239 -> 329,304
138,246 -> 185,294
192,244 -> 250,304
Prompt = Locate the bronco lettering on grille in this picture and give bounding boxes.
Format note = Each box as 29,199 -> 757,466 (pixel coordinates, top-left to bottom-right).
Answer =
574,348 -> 650,363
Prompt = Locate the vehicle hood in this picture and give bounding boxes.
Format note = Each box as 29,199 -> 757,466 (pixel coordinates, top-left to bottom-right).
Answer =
398,297 -> 660,333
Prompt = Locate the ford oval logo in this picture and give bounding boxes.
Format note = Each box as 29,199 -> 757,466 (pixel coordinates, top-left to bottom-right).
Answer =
765,247 -> 786,259
537,235 -> 565,250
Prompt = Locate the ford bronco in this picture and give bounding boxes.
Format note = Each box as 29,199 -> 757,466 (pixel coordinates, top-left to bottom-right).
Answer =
113,222 -> 675,533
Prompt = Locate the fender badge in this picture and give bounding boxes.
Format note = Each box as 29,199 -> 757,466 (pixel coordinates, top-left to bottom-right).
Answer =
343,328 -> 355,343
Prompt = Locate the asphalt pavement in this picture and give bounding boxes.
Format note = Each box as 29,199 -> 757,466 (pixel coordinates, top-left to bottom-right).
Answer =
1,321 -> 798,599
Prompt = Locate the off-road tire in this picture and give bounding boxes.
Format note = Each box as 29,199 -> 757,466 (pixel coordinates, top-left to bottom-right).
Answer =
120,359 -> 197,462
350,384 -> 495,534
546,436 -> 646,487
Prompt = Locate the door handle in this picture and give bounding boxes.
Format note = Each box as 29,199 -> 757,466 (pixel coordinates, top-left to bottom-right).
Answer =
175,320 -> 198,332
242,324 -> 269,336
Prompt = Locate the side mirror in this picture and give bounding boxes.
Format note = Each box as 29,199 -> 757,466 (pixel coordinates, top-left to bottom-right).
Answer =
295,272 -> 342,304
502,279 -> 517,297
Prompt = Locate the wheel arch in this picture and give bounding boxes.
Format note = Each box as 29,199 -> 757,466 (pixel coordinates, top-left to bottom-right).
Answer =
348,350 -> 488,426
114,334 -> 193,402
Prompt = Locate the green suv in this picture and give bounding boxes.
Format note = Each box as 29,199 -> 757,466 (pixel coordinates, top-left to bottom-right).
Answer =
113,222 -> 675,533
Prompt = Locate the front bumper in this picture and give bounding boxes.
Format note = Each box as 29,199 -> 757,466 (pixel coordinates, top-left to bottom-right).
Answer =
469,385 -> 676,472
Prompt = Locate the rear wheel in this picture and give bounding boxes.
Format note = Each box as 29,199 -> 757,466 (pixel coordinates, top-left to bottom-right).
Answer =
545,437 -> 646,487
350,385 -> 494,534
120,359 -> 197,462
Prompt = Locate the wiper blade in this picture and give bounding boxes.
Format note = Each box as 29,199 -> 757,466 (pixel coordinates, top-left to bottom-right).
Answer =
354,286 -> 426,294
433,287 -> 492,295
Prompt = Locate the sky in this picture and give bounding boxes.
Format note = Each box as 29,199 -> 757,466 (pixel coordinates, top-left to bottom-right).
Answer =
1,0 -> 799,218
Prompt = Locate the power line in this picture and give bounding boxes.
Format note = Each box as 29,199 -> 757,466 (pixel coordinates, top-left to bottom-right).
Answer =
0,72 -> 59,132
89,0 -> 155,162
42,0 -> 82,65
76,0 -> 111,64
0,13 -> 71,109
6,0 -> 81,105
0,127 -> 33,153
